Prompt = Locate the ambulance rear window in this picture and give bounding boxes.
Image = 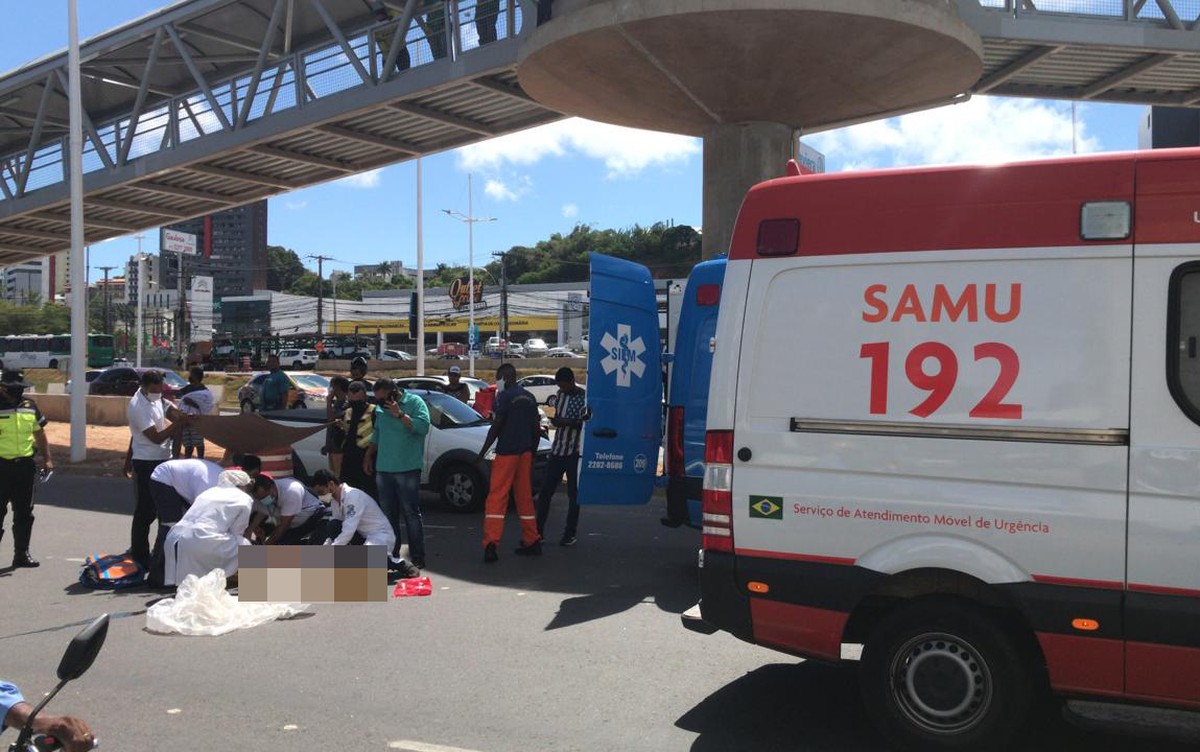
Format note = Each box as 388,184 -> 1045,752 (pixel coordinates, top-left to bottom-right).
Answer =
1168,264 -> 1200,425
756,219 -> 799,257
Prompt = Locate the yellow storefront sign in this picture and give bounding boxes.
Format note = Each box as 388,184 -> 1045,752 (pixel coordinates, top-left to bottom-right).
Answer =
330,315 -> 558,335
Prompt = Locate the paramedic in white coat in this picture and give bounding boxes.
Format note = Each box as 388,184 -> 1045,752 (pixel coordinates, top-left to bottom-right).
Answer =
163,470 -> 273,586
147,457 -> 225,586
308,470 -> 395,550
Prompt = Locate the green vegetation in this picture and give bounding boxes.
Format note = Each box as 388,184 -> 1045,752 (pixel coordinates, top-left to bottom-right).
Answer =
269,221 -> 702,300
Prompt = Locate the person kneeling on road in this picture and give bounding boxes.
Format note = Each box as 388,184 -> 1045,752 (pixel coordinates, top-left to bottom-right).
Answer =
164,470 -> 274,587
147,457 -> 224,586
249,473 -> 329,546
308,470 -> 417,578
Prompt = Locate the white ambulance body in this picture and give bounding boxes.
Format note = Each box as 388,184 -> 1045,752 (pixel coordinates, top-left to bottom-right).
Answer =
693,148 -> 1200,749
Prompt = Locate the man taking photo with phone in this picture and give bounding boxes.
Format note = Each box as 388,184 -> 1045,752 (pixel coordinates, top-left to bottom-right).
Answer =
364,378 -> 430,571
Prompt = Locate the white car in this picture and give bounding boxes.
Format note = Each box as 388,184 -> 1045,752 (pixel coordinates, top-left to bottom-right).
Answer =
517,375 -> 586,405
546,347 -> 581,358
381,349 -> 415,361
272,389 -> 552,512
523,338 -> 549,357
277,348 -> 319,370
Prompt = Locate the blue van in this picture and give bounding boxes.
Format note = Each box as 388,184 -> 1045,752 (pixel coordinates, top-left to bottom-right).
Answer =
662,257 -> 725,528
575,252 -> 723,526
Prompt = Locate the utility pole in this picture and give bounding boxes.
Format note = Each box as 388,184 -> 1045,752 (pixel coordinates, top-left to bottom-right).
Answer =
493,250 -> 508,363
177,249 -> 186,361
307,254 -> 335,337
443,173 -> 496,377
98,266 -> 116,333
135,233 -> 144,367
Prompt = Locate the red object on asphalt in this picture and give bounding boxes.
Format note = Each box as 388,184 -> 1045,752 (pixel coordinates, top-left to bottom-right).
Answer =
392,576 -> 432,597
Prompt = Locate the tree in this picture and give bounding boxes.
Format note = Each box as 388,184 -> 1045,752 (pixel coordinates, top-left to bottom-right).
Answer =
266,245 -> 307,291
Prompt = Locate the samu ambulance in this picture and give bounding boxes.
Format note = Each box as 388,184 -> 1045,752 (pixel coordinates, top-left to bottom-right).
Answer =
577,147 -> 1200,750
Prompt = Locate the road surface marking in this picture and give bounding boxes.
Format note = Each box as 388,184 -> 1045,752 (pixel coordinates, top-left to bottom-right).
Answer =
387,742 -> 485,752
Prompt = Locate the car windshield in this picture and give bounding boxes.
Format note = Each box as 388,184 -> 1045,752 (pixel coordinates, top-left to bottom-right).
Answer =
160,371 -> 187,388
418,390 -> 486,428
292,374 -> 330,390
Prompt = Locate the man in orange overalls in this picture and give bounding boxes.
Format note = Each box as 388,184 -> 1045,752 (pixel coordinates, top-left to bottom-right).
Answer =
476,363 -> 542,563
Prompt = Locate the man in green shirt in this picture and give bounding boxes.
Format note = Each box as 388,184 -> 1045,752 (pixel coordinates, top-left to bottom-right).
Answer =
261,355 -> 291,411
364,378 -> 430,570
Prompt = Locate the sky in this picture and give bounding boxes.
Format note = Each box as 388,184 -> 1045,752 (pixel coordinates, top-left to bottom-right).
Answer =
0,2 -> 1148,284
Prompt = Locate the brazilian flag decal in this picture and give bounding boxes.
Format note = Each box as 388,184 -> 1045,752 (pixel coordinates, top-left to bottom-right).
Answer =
749,495 -> 783,520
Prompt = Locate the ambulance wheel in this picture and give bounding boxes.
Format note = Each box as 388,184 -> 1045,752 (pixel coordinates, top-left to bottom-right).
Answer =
859,599 -> 1034,752
440,464 -> 484,513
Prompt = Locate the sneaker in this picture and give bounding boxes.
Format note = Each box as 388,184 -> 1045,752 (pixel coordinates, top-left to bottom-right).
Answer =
483,542 -> 499,563
559,535 -> 576,547
514,540 -> 543,557
390,559 -> 420,579
12,551 -> 39,568
411,557 -> 426,569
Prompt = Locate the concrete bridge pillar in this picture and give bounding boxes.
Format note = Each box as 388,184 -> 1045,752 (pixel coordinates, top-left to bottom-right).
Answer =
517,0 -> 983,258
703,122 -> 794,259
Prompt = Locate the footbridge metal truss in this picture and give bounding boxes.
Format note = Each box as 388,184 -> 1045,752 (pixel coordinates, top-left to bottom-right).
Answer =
3,0 -> 1200,265
0,0 -> 559,264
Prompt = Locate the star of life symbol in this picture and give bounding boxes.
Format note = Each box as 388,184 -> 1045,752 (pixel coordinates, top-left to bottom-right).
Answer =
600,323 -> 646,388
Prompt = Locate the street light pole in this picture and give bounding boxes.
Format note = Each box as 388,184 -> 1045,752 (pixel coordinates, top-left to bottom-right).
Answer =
443,173 -> 495,378
135,233 -> 145,367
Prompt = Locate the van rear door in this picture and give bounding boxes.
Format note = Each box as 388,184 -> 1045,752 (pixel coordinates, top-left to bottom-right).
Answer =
577,253 -> 663,506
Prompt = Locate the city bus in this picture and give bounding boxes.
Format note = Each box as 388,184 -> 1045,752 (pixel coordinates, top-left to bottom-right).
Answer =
0,333 -> 115,369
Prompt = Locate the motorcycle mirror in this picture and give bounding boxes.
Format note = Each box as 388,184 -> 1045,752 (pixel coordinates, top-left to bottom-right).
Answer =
57,614 -> 109,682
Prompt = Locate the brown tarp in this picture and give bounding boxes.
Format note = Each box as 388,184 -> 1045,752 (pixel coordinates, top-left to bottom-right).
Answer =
190,413 -> 329,454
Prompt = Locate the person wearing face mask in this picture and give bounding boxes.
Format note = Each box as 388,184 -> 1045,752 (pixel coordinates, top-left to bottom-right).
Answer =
254,473 -> 328,546
146,456 -> 224,586
476,362 -> 543,562
309,470 -> 416,575
124,369 -> 187,567
0,369 -> 53,568
164,470 -> 272,587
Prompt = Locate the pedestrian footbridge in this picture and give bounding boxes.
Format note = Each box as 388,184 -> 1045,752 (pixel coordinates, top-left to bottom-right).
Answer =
1,0 -> 1199,265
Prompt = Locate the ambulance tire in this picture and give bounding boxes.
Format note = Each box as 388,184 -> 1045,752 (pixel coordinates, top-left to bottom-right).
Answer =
859,599 -> 1035,752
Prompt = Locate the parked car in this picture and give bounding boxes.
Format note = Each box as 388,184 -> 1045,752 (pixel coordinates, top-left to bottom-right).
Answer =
277,348 -> 319,370
237,371 -> 329,413
65,370 -> 102,395
505,342 -> 526,358
380,349 -> 415,361
393,375 -> 486,407
523,338 -> 549,357
272,390 -> 551,512
484,336 -> 506,356
517,375 -> 587,405
546,347 -> 580,358
580,335 -> 589,353
88,367 -> 187,399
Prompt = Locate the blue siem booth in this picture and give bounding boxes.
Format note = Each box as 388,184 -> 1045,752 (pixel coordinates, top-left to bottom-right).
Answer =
578,253 -> 726,529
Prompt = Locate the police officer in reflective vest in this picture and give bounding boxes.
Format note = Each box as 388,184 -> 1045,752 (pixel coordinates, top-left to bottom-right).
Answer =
0,369 -> 53,568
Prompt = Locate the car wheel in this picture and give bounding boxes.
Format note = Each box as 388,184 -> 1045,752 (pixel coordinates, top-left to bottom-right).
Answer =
240,399 -> 255,414
440,463 -> 485,513
293,361 -> 302,370
859,599 -> 1036,752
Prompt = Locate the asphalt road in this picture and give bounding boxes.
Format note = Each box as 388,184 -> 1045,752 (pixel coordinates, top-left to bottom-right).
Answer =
1,474 -> 1198,751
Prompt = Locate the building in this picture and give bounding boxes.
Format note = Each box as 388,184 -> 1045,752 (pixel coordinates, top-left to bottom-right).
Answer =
90,275 -> 126,304
162,200 -> 268,299
1,252 -> 66,303
125,253 -> 162,306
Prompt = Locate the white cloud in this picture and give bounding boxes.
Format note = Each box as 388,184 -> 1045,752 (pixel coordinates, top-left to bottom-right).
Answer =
456,118 -> 699,178
285,200 -> 308,211
336,169 -> 382,189
562,203 -> 579,218
483,175 -> 532,202
808,97 -> 1100,170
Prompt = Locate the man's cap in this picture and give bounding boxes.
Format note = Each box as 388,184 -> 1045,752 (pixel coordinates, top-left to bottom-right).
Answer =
448,366 -> 461,375
0,369 -> 33,388
351,356 -> 368,369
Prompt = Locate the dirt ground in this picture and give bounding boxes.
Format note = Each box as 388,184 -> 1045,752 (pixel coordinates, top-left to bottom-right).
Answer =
43,423 -> 128,477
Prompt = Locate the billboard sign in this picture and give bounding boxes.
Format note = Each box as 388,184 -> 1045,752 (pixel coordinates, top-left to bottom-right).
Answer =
161,228 -> 198,255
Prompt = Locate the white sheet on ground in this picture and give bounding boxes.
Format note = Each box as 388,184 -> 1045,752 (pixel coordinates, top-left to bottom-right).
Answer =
146,569 -> 307,636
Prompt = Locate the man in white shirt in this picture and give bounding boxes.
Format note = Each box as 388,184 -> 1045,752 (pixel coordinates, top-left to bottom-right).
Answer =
123,370 -> 187,567
256,474 -> 328,545
308,470 -> 415,576
147,458 -> 224,587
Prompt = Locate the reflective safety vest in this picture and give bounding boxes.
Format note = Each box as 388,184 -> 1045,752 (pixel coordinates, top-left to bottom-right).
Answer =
0,398 -> 46,460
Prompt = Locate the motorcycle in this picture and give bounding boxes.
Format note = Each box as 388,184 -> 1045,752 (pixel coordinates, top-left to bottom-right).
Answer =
8,614 -> 108,752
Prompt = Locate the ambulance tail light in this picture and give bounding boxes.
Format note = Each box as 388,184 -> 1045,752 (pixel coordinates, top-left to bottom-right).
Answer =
702,430 -> 734,553
667,407 -> 685,478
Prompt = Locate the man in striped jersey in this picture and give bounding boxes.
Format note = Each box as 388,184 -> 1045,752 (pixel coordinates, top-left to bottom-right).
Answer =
535,367 -> 589,547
